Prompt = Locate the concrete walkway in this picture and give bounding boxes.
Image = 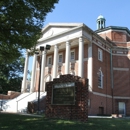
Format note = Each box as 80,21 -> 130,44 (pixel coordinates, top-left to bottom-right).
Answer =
0,111 -> 43,117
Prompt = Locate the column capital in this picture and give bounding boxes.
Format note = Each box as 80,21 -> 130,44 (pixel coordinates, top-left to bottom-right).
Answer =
79,37 -> 84,42
54,44 -> 59,49
25,50 -> 29,56
66,41 -> 71,46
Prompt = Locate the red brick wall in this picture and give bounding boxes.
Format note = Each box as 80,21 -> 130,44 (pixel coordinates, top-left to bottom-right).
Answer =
88,92 -> 112,115
113,55 -> 130,97
45,74 -> 88,122
112,31 -> 127,42
92,43 -> 112,95
113,70 -> 130,96
113,56 -> 129,68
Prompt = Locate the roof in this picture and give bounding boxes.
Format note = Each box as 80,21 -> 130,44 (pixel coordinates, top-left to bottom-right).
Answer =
97,15 -> 105,20
95,26 -> 130,34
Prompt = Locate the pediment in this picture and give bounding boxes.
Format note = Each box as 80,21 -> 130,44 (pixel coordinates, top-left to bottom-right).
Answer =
38,23 -> 83,41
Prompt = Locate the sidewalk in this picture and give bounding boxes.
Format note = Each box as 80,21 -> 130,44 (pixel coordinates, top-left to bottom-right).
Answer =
0,111 -> 43,117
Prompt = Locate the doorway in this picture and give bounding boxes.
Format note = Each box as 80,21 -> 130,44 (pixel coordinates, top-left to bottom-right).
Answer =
99,107 -> 104,115
118,102 -> 125,115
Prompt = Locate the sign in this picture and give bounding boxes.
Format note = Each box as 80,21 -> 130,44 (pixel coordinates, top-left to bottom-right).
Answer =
52,82 -> 75,105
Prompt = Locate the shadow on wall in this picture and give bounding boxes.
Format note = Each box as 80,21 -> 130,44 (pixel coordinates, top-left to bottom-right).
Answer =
27,96 -> 46,113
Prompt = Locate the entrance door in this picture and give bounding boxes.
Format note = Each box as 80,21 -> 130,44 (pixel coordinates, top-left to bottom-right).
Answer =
118,102 -> 125,115
99,107 -> 104,115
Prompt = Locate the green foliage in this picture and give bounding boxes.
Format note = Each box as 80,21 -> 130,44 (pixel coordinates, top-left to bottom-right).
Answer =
0,0 -> 59,63
0,57 -> 24,94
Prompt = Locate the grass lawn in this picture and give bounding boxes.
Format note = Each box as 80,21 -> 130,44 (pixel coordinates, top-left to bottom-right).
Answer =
0,113 -> 130,130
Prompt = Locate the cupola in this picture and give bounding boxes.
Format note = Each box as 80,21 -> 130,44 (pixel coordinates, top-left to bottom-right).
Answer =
97,15 -> 106,30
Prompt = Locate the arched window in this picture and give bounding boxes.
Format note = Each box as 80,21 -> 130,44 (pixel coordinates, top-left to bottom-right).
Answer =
97,68 -> 103,88
45,75 -> 52,82
57,73 -> 62,78
70,70 -> 75,75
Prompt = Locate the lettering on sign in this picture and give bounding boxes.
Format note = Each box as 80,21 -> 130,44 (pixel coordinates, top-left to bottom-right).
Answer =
52,82 -> 75,105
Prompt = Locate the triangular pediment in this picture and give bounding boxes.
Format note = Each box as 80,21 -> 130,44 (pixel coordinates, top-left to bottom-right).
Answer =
38,23 -> 83,41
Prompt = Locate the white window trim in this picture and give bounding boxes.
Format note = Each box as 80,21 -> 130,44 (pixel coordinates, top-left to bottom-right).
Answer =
98,68 -> 103,89
58,53 -> 63,63
70,49 -> 75,61
47,55 -> 52,66
98,48 -> 103,61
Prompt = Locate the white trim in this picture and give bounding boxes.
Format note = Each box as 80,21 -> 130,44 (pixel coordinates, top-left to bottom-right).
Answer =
87,42 -> 92,91
113,67 -> 129,71
93,40 -> 111,53
114,96 -> 130,99
112,54 -> 127,56
92,92 -> 112,98
38,25 -> 83,44
92,91 -> 130,99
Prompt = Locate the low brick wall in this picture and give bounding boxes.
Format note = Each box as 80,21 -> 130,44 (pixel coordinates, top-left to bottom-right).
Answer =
45,74 -> 88,122
27,96 -> 46,113
0,91 -> 21,99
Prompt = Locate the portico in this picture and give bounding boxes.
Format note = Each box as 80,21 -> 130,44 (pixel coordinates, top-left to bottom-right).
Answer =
21,23 -> 92,93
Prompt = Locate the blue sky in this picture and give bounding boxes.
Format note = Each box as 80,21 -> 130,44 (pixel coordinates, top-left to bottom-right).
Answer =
27,0 -> 130,72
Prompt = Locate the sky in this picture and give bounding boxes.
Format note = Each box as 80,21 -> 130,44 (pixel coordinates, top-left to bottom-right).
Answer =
27,0 -> 130,73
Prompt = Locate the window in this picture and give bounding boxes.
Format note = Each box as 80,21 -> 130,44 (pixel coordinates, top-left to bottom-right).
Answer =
88,99 -> 91,107
58,53 -> 63,63
47,56 -> 52,65
98,48 -> 103,61
97,68 -> 103,88
70,50 -> 75,61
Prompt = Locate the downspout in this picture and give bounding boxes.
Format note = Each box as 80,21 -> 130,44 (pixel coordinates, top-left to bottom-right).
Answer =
110,48 -> 114,114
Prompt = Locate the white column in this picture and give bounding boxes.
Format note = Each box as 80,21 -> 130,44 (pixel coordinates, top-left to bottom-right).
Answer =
21,50 -> 29,93
87,42 -> 92,91
30,54 -> 37,92
78,37 -> 84,78
100,19 -> 102,29
53,45 -> 59,78
65,41 -> 70,74
40,49 -> 47,92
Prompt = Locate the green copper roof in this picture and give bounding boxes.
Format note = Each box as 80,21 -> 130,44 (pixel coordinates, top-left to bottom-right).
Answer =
97,15 -> 105,20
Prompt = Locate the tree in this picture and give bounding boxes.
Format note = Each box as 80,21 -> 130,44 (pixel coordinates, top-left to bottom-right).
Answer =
0,0 -> 59,63
0,56 -> 25,94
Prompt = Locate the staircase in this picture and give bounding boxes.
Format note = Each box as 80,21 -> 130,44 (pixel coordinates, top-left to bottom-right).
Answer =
1,92 -> 46,113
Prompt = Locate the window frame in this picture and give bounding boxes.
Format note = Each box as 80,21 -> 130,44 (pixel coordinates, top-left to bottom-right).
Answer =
98,68 -> 103,88
98,48 -> 103,61
47,55 -> 52,66
58,53 -> 63,63
70,49 -> 75,61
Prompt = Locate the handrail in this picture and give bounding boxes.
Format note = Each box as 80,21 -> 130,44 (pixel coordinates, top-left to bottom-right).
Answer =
16,92 -> 46,112
17,92 -> 34,102
16,92 -> 35,112
32,92 -> 46,102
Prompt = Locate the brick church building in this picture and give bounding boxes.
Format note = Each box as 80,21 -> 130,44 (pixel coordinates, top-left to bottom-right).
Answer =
21,15 -> 130,116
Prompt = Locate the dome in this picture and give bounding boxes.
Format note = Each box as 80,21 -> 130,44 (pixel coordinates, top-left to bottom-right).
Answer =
97,15 -> 105,20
